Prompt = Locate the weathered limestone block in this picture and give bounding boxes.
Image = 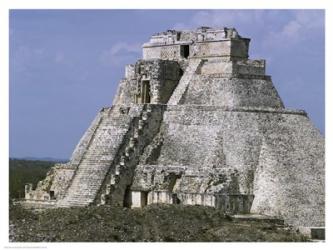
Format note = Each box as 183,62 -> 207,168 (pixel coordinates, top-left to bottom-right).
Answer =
235,59 -> 265,76
24,184 -> 33,199
251,113 -> 325,227
147,191 -> 173,205
24,163 -> 75,201
131,191 -> 148,208
24,183 -> 50,201
125,64 -> 135,79
167,59 -> 204,105
179,74 -> 284,108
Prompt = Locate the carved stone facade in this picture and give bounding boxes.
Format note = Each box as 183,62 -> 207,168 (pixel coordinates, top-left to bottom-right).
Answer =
24,27 -> 324,233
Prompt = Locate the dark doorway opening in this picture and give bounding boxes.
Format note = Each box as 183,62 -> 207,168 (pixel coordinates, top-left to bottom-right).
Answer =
49,191 -> 55,200
123,186 -> 132,208
179,68 -> 184,77
181,45 -> 190,59
172,193 -> 181,204
141,191 -> 148,207
142,80 -> 151,103
176,32 -> 181,41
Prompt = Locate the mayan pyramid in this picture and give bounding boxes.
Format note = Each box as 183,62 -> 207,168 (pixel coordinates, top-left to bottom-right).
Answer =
23,27 -> 325,232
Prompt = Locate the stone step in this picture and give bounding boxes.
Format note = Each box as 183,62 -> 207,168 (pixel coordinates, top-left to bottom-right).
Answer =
168,59 -> 203,105
79,161 -> 112,165
71,169 -> 109,174
74,167 -> 109,171
230,214 -> 285,225
68,186 -> 102,190
91,127 -> 127,133
82,156 -> 112,160
70,181 -> 103,185
63,197 -> 95,201
88,141 -> 123,148
72,171 -> 109,176
63,194 -> 95,199
82,155 -> 114,159
71,173 -> 108,178
74,163 -> 110,168
58,106 -> 140,207
79,159 -> 113,164
70,180 -> 104,184
74,168 -> 110,172
83,151 -> 117,156
69,185 -> 104,189
70,181 -> 104,185
58,202 -> 90,207
85,146 -> 118,150
61,200 -> 92,204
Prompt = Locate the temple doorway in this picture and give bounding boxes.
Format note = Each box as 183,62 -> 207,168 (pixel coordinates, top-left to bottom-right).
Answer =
181,45 -> 190,59
141,80 -> 151,103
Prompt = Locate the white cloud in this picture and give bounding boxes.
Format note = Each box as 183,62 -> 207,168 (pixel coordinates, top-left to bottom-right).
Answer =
172,10 -> 324,52
262,10 -> 324,49
99,42 -> 141,67
109,42 -> 141,56
173,10 -> 266,31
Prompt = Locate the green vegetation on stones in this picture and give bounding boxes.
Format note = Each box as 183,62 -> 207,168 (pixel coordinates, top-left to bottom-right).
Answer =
9,159 -> 55,199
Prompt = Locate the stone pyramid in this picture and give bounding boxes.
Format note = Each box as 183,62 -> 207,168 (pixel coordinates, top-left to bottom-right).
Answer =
24,27 -> 325,232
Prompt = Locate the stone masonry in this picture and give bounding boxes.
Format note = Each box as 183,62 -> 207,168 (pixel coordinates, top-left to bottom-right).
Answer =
24,27 -> 325,233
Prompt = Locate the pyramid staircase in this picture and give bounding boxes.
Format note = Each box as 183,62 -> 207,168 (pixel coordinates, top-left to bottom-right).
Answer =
168,59 -> 203,105
98,104 -> 165,206
57,106 -> 142,207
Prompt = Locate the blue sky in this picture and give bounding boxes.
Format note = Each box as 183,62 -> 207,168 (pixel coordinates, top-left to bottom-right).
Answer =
9,9 -> 325,159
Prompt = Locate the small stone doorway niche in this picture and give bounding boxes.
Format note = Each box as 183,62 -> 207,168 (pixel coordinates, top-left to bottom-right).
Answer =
135,80 -> 151,104
172,193 -> 181,204
181,45 -> 190,59
49,191 -> 55,200
123,186 -> 133,208
142,80 -> 151,103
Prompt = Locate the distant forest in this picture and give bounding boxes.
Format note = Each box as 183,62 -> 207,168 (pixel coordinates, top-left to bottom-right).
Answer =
9,159 -> 56,199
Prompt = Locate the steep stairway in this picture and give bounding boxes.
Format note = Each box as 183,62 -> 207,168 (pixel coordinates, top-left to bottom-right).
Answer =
167,59 -> 203,105
57,106 -> 142,207
98,104 -> 165,206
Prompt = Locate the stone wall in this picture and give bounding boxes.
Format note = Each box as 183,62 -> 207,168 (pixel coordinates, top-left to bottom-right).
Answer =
112,79 -> 137,106
140,105 -> 324,227
251,113 -> 325,227
191,39 -> 249,59
97,104 -> 166,207
113,60 -> 181,105
49,166 -> 75,199
132,162 -> 243,195
199,59 -> 265,76
143,27 -> 250,61
130,190 -> 253,214
25,163 -> 75,201
143,39 -> 250,61
180,74 -> 284,108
